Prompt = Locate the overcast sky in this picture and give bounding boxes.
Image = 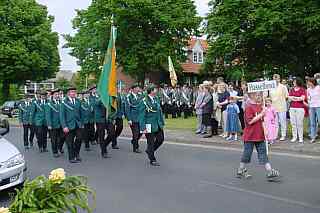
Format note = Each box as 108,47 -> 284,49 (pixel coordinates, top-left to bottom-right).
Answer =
36,0 -> 210,71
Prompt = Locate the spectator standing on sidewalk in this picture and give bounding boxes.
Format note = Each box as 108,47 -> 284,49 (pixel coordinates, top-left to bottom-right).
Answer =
217,84 -> 230,138
195,84 -> 205,134
306,78 -> 320,143
269,74 -> 289,141
288,77 -> 307,143
201,84 -> 214,138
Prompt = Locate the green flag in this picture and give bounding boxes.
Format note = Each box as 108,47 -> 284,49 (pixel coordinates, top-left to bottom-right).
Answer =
98,25 -> 117,117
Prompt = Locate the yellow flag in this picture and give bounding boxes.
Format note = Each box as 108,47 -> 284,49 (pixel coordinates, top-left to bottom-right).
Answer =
168,56 -> 177,87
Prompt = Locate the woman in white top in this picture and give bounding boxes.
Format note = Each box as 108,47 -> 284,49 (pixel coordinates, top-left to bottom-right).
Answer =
307,78 -> 320,143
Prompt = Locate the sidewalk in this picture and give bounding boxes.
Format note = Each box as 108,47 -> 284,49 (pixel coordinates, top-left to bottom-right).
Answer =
121,127 -> 320,156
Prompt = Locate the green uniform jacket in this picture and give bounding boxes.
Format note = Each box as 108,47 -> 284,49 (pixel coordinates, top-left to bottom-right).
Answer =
81,99 -> 94,124
18,101 -> 32,124
45,100 -> 61,129
125,93 -> 143,123
93,97 -> 106,124
139,96 -> 165,133
29,100 -> 47,126
116,94 -> 126,119
60,97 -> 83,130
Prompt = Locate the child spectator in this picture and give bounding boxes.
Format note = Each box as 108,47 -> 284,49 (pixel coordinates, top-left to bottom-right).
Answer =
237,92 -> 280,180
264,98 -> 278,145
225,96 -> 240,141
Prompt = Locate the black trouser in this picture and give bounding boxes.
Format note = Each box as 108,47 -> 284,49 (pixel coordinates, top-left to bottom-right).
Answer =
177,104 -> 182,117
83,123 -> 91,149
22,124 -> 31,147
239,108 -> 245,130
171,104 -> 177,118
50,128 -> 62,154
145,129 -> 164,162
162,103 -> 169,119
35,125 -> 47,151
87,123 -> 95,143
59,133 -> 65,152
96,122 -> 106,154
65,128 -> 82,161
30,125 -> 35,145
181,103 -> 190,118
130,122 -> 142,150
114,118 -> 123,144
104,121 -> 115,152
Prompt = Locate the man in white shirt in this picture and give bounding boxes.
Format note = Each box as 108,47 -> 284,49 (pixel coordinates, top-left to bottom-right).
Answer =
270,74 -> 289,141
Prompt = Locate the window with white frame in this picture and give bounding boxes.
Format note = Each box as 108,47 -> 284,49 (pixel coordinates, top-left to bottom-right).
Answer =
193,52 -> 198,63
193,51 -> 203,64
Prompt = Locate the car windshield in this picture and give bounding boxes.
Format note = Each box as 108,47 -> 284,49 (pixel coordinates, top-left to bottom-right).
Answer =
3,101 -> 15,107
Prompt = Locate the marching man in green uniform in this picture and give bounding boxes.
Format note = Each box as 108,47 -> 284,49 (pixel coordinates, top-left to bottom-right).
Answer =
19,94 -> 33,150
30,91 -> 48,153
140,85 -> 165,166
112,92 -> 126,149
90,85 -> 109,158
81,90 -> 94,151
60,87 -> 83,163
126,84 -> 143,153
45,89 -> 62,158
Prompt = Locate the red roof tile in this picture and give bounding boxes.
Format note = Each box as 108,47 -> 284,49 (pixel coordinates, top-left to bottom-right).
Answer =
181,63 -> 202,74
187,38 -> 208,52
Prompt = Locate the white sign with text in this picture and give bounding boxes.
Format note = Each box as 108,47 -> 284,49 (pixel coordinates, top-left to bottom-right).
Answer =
247,80 -> 277,93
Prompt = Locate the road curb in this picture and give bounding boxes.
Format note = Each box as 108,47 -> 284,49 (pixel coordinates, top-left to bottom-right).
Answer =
120,133 -> 320,157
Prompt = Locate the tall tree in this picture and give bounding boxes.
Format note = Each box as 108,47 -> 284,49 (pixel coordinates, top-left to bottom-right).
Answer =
64,0 -> 201,82
0,0 -> 60,99
205,0 -> 320,80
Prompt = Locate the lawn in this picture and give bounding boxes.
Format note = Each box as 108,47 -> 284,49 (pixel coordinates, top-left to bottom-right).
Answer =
164,117 -> 197,131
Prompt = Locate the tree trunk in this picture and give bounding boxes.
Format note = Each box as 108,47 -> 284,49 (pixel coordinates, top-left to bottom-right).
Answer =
2,80 -> 10,101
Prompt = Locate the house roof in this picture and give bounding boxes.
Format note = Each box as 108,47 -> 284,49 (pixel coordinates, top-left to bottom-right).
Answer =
187,38 -> 208,52
45,70 -> 75,82
181,63 -> 202,74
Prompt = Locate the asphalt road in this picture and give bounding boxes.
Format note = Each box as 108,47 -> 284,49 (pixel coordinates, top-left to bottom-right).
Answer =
1,127 -> 320,213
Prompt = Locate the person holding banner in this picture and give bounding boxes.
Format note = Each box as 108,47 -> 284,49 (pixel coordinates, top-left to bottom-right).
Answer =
288,77 -> 307,144
237,91 -> 280,180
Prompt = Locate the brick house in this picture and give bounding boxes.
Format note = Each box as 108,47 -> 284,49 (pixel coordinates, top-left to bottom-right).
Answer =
117,37 -> 209,88
181,38 -> 208,85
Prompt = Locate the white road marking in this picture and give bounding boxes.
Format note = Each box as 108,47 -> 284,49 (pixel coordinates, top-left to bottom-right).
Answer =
119,136 -> 320,160
199,180 -> 320,210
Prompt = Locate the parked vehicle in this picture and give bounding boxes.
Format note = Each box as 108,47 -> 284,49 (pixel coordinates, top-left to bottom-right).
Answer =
0,119 -> 27,191
1,101 -> 20,118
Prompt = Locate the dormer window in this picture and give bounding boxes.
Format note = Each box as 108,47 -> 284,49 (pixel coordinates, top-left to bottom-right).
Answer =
193,51 -> 203,64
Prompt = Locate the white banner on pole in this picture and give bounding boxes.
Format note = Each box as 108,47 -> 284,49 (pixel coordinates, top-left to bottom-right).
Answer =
247,80 -> 277,93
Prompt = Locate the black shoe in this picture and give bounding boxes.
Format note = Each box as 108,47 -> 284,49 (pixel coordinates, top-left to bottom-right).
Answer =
150,161 -> 160,166
85,147 -> 91,151
43,149 -> 49,153
69,159 -> 79,163
39,148 -> 43,153
24,146 -> 30,150
76,156 -> 82,162
102,153 -> 110,158
91,141 -> 97,145
59,149 -> 64,154
133,149 -> 142,153
112,146 -> 120,150
53,153 -> 60,158
203,134 -> 213,138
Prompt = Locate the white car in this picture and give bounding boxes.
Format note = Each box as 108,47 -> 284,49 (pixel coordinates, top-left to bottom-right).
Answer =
0,119 -> 27,191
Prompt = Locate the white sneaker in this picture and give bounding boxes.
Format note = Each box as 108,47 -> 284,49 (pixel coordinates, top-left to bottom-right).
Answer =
299,139 -> 304,144
290,138 -> 297,143
279,137 -> 286,141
